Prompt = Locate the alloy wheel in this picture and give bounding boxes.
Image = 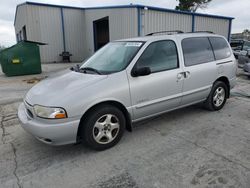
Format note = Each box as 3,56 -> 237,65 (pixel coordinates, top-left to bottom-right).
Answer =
92,114 -> 120,144
213,87 -> 225,107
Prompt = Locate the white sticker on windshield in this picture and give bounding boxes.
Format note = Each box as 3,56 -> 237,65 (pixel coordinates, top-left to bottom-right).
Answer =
125,42 -> 142,47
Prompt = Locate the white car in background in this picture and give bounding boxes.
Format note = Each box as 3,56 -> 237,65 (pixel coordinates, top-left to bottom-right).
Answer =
230,39 -> 250,61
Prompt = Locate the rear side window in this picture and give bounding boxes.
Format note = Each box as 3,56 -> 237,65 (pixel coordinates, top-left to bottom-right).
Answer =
182,37 -> 215,66
209,37 -> 231,60
136,40 -> 178,73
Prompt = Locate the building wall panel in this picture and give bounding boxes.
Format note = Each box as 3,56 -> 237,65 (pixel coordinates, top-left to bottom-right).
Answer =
63,9 -> 86,62
25,5 -> 42,42
194,16 -> 230,38
141,9 -> 193,35
37,6 -> 64,62
14,5 -> 28,40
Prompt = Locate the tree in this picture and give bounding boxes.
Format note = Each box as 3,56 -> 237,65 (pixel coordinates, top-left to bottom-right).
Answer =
176,0 -> 212,12
243,29 -> 250,34
242,29 -> 250,40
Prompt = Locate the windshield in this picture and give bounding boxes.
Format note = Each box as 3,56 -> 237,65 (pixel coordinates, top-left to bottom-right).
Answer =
80,42 -> 143,74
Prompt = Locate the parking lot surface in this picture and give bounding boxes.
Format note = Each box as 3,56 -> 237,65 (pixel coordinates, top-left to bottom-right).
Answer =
0,63 -> 250,188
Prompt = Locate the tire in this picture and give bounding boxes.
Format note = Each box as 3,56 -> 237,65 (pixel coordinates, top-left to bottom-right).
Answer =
81,104 -> 125,151
204,81 -> 228,111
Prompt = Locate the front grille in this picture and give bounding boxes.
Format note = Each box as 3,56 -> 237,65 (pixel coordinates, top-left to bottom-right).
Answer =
26,109 -> 34,118
24,100 -> 34,119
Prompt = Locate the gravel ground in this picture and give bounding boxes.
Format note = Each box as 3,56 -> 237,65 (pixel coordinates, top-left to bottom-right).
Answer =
0,63 -> 250,188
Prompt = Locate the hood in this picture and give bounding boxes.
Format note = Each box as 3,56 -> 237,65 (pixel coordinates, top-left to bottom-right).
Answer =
25,70 -> 108,106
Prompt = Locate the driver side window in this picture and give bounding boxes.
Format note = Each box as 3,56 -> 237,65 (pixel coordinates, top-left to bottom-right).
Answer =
136,40 -> 179,73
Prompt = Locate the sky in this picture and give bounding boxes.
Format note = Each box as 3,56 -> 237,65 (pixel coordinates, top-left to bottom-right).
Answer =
0,0 -> 249,47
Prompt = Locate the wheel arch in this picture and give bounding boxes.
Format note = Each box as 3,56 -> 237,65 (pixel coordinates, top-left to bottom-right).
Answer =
77,100 -> 132,142
214,76 -> 230,98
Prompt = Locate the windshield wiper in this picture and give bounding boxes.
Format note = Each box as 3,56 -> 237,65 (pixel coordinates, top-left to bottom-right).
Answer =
80,67 -> 102,75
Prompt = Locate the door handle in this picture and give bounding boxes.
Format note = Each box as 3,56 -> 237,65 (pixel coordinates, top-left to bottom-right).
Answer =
177,71 -> 190,81
184,71 -> 190,78
177,72 -> 184,82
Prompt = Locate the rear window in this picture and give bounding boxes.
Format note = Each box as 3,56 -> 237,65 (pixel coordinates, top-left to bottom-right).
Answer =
209,37 -> 231,60
182,37 -> 215,66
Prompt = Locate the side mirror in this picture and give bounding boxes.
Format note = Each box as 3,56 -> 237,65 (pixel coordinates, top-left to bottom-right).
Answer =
132,67 -> 151,77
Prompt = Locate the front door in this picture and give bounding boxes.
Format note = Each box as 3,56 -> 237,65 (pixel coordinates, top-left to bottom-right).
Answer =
128,40 -> 183,121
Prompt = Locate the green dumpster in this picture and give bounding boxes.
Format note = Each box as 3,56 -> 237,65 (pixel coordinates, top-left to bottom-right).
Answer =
0,41 -> 45,77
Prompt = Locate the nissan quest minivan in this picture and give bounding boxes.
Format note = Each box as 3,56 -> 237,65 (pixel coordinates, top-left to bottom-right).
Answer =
18,32 -> 237,150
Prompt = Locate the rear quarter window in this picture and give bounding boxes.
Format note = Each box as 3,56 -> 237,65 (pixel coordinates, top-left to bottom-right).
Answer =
182,37 -> 215,66
209,37 -> 231,60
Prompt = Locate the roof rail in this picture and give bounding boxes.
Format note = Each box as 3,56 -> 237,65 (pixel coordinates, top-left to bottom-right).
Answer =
146,30 -> 214,36
146,30 -> 184,36
190,31 -> 214,34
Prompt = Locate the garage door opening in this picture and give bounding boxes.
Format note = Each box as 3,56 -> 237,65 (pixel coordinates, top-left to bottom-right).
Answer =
93,17 -> 110,51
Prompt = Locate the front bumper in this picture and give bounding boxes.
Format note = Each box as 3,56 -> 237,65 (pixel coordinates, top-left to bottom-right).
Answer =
18,103 -> 80,145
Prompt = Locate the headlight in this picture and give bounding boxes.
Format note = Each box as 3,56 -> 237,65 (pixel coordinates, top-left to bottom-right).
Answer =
33,105 -> 67,119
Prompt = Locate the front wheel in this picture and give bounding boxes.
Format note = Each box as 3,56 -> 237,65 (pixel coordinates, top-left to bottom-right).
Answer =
81,105 -> 125,150
204,81 -> 228,111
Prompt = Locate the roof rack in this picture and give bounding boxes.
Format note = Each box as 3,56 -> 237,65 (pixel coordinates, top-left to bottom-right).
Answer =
146,30 -> 215,36
146,30 -> 184,36
190,31 -> 214,34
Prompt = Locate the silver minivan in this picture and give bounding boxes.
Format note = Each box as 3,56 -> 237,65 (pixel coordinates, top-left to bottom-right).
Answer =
18,32 -> 237,150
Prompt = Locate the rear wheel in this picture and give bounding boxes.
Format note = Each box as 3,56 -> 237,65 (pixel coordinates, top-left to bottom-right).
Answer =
81,105 -> 125,150
204,81 -> 228,111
